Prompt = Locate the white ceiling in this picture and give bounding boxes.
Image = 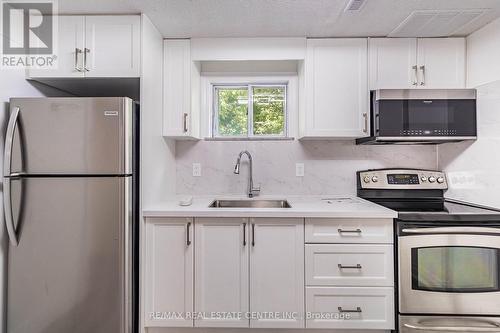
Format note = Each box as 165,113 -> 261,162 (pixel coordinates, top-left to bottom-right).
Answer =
58,0 -> 500,38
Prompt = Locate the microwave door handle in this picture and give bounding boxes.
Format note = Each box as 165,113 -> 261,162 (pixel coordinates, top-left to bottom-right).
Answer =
404,322 -> 500,332
402,227 -> 500,235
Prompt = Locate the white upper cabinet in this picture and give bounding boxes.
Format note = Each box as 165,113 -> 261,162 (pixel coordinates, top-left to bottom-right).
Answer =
194,218 -> 249,328
301,38 -> 369,139
369,37 -> 465,89
163,39 -> 201,139
84,16 -> 140,77
144,218 -> 194,327
249,218 -> 304,328
27,16 -> 85,78
27,15 -> 140,79
369,38 -> 417,89
416,38 -> 465,89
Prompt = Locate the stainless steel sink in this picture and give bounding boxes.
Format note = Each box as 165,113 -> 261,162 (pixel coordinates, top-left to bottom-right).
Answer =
209,199 -> 291,208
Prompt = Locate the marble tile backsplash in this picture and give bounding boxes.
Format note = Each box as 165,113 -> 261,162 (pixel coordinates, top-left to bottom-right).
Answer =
176,140 -> 437,196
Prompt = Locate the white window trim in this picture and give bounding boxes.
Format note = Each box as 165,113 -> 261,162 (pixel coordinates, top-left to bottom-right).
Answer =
201,75 -> 298,140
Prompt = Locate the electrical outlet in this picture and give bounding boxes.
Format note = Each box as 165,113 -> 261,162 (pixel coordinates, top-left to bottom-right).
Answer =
192,163 -> 201,177
296,163 -> 305,177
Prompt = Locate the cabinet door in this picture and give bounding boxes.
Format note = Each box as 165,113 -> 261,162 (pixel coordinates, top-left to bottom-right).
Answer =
27,16 -> 85,78
163,39 -> 190,137
369,38 -> 417,89
416,38 -> 465,89
162,39 -> 200,139
84,16 -> 140,77
250,218 -> 304,328
144,218 -> 193,327
194,218 -> 249,328
304,39 -> 369,138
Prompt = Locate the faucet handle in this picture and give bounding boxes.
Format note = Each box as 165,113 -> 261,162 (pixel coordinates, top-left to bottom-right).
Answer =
252,184 -> 261,195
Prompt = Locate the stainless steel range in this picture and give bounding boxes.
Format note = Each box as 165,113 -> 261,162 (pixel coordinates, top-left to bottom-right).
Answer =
357,168 -> 500,332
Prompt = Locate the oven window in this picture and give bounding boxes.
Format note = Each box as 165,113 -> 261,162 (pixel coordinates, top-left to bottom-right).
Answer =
412,246 -> 500,293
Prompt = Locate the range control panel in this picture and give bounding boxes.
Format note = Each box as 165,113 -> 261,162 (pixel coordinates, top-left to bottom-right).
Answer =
358,169 -> 448,190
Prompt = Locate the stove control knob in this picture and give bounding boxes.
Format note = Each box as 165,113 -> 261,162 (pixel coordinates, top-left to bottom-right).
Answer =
371,176 -> 379,183
437,177 -> 445,184
363,176 -> 371,183
420,176 -> 427,182
429,176 -> 436,183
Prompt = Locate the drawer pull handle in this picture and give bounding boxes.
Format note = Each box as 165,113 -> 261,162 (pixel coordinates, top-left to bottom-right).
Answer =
338,307 -> 362,313
337,228 -> 362,234
338,264 -> 362,269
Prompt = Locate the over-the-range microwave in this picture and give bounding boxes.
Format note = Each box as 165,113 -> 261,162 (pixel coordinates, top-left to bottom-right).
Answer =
356,89 -> 477,145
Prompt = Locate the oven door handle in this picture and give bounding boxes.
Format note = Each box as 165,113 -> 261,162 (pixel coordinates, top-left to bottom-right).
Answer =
404,322 -> 500,332
402,227 -> 500,235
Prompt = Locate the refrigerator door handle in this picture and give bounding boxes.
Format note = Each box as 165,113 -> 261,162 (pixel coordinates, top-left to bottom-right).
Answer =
3,177 -> 18,246
4,106 -> 20,177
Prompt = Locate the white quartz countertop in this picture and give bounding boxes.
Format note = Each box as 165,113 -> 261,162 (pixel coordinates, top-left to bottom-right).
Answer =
142,195 -> 397,218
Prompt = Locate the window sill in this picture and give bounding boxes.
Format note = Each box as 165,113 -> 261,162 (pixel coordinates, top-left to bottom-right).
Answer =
204,137 -> 295,141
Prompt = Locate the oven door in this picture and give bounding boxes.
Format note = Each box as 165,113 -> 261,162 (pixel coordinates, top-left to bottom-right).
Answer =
399,227 -> 500,315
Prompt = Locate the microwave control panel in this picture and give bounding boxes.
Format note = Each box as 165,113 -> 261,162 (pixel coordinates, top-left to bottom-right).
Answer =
358,169 -> 448,190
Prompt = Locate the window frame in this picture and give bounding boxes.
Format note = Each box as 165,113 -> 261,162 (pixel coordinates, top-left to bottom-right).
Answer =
212,83 -> 288,139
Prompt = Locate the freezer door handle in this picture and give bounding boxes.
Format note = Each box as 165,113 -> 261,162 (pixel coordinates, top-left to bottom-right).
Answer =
3,177 -> 18,246
4,106 -> 20,177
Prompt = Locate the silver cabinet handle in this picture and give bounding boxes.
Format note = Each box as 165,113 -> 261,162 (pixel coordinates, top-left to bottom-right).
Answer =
338,307 -> 362,313
412,65 -> 418,85
183,113 -> 188,133
338,228 -> 362,234
404,323 -> 500,332
362,112 -> 368,134
75,48 -> 83,72
251,223 -> 255,247
419,65 -> 425,86
186,222 -> 191,246
243,223 -> 247,246
83,48 -> 90,72
338,264 -> 362,269
402,227 -> 500,235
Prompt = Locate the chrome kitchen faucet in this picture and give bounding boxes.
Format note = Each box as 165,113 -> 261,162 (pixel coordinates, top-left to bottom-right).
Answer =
234,150 -> 261,198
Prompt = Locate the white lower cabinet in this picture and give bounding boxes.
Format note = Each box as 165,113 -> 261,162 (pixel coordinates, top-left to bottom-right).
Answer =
144,217 -> 194,327
306,287 -> 395,330
194,218 -> 249,327
144,216 -> 394,331
249,218 -> 305,328
306,244 -> 394,287
305,218 -> 393,244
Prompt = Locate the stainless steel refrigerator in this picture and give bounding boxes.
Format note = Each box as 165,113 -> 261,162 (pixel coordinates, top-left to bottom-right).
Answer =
3,97 -> 138,333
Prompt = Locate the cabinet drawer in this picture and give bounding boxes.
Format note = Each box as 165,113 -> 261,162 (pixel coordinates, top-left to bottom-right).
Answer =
305,218 -> 393,244
306,244 -> 394,286
306,287 -> 395,330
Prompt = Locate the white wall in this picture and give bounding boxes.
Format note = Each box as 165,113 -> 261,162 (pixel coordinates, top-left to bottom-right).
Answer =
438,80 -> 500,209
438,16 -> 500,209
176,140 -> 437,196
467,17 -> 500,88
140,15 -> 176,206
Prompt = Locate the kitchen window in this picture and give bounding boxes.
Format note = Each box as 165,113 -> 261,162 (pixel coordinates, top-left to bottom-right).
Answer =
212,84 -> 287,138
